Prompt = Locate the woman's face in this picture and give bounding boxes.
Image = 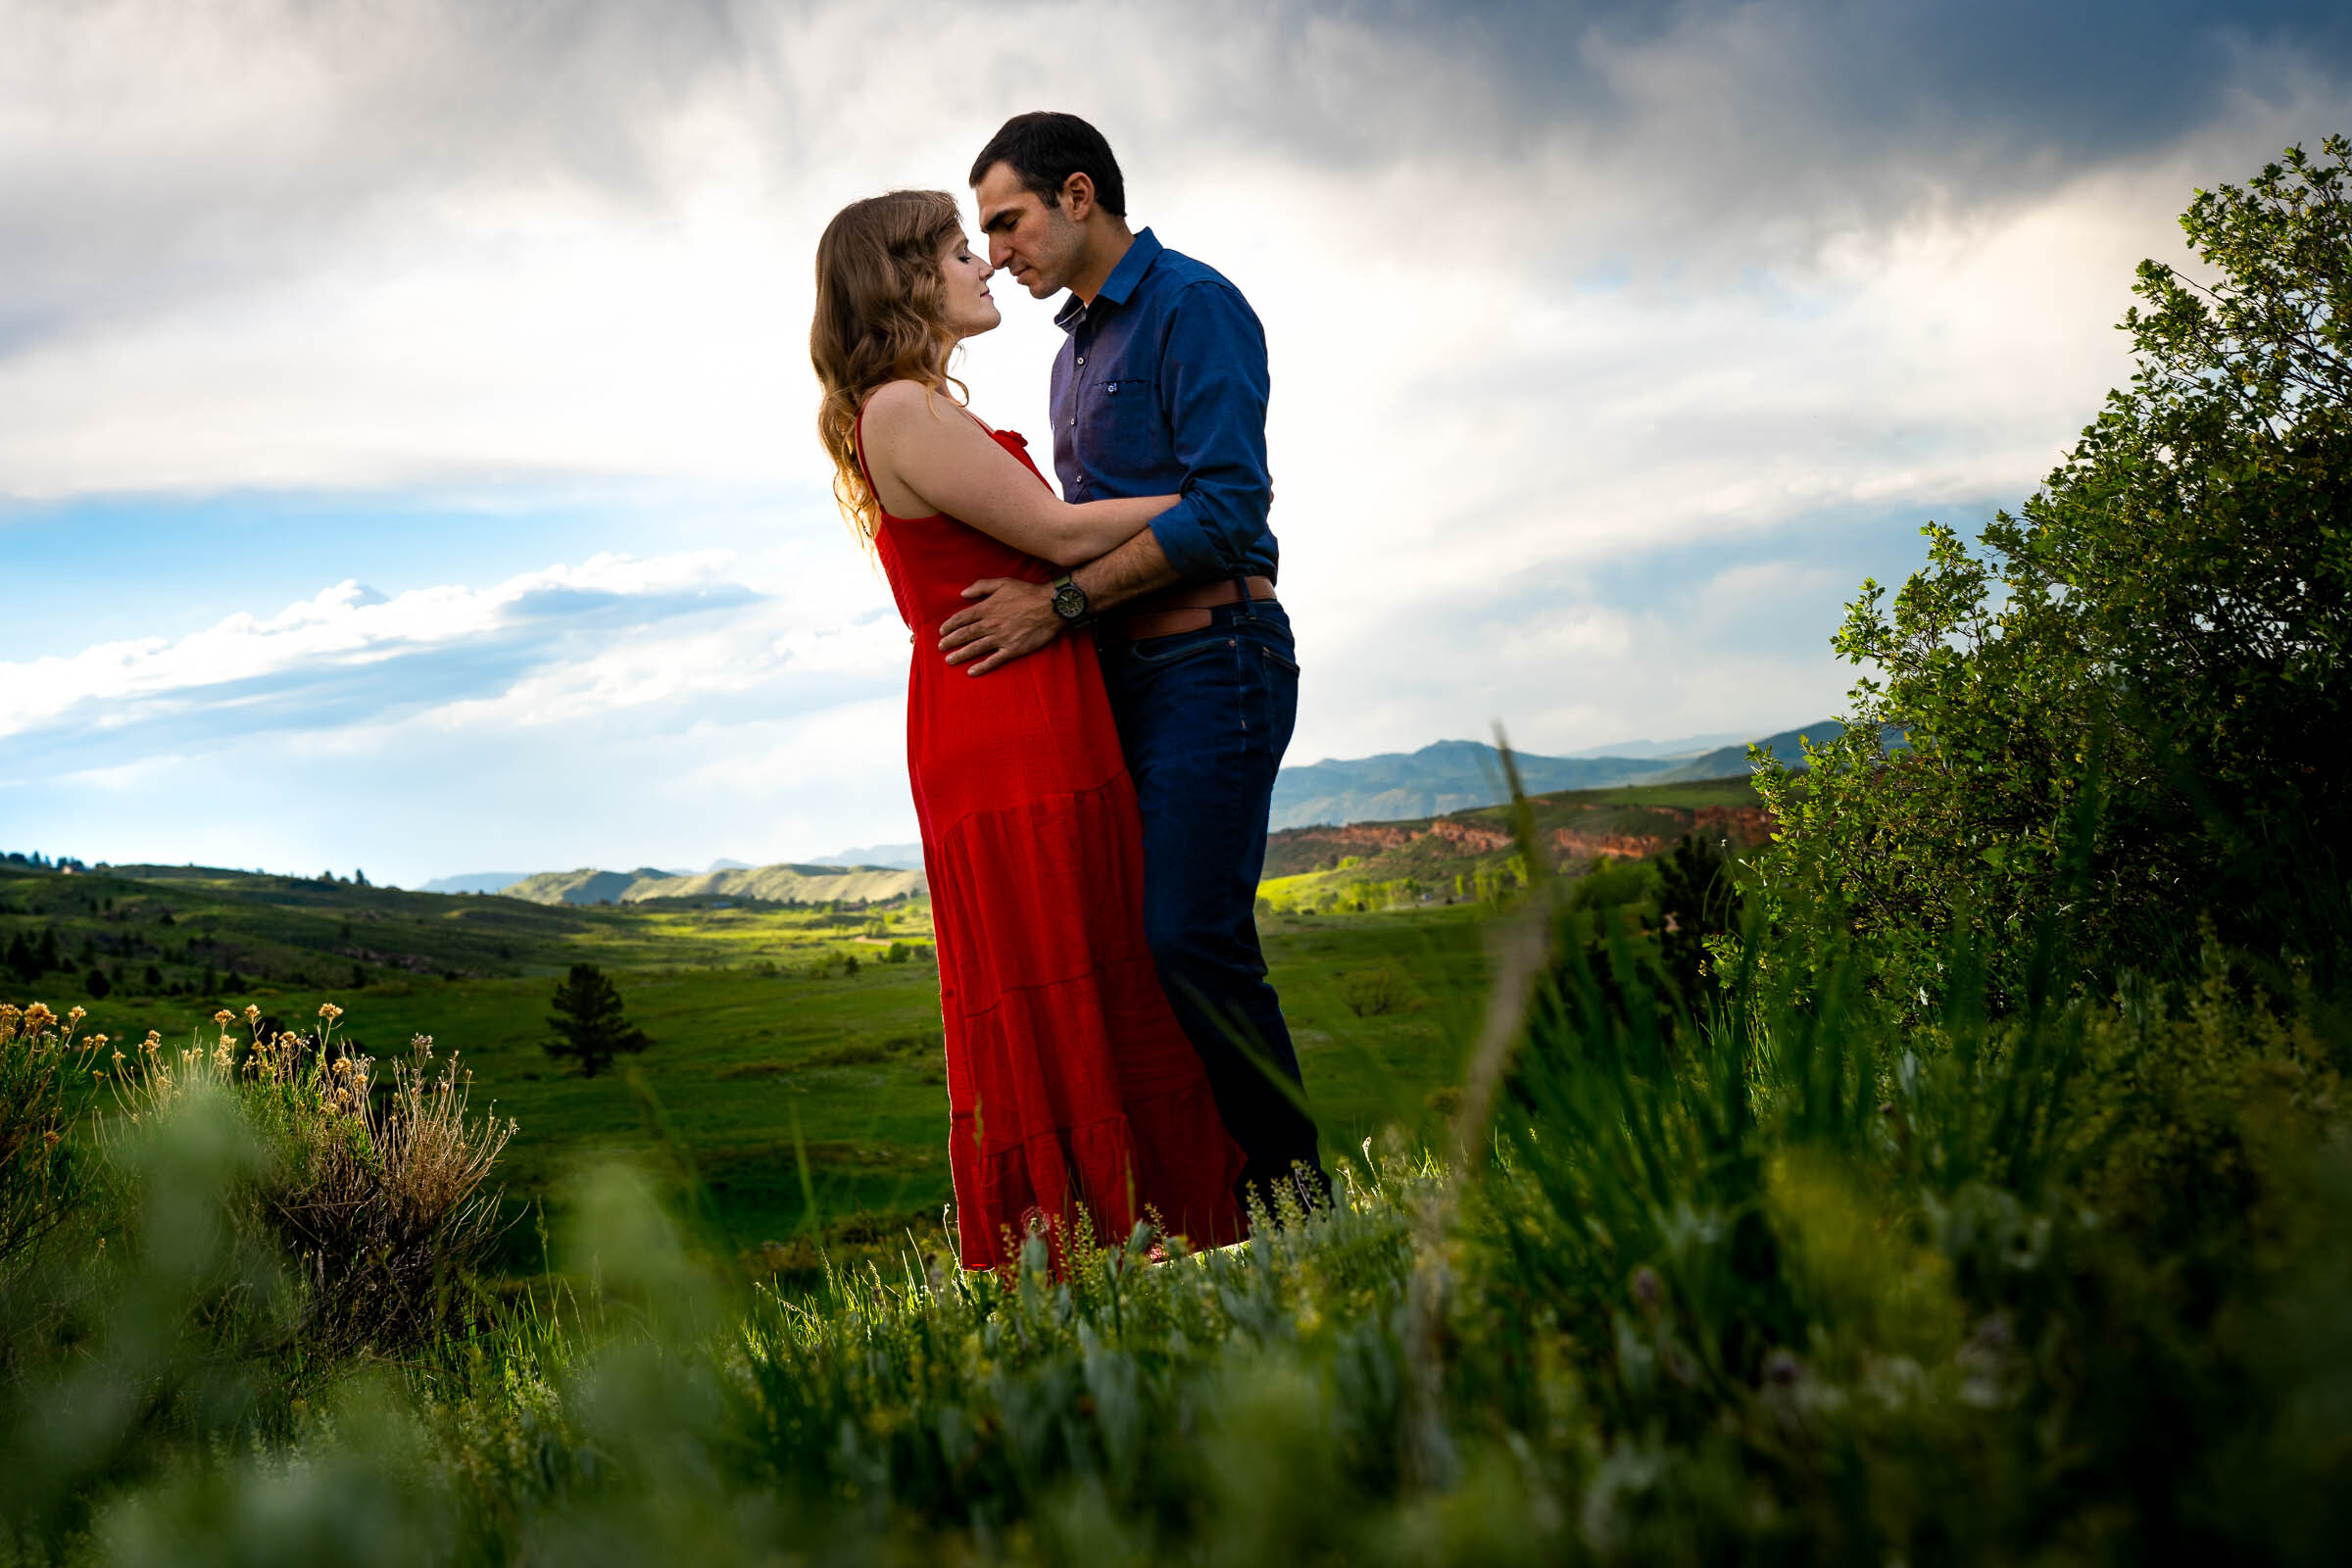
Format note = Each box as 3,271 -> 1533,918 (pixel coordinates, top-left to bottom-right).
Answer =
937,231 -> 1001,340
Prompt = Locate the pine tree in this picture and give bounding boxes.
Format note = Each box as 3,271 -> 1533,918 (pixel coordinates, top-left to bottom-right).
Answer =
545,963 -> 652,1078
35,927 -> 59,973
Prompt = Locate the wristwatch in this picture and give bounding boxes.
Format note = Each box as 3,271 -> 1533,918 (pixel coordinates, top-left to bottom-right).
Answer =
1050,573 -> 1091,624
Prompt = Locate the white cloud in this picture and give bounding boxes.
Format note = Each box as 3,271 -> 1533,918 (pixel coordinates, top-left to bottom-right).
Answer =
0,551 -> 750,740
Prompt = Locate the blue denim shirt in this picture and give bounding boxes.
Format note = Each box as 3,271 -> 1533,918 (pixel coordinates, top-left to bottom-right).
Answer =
1051,229 -> 1278,586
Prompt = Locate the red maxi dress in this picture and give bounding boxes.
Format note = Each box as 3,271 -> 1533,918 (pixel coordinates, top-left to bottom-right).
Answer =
858,415 -> 1245,1271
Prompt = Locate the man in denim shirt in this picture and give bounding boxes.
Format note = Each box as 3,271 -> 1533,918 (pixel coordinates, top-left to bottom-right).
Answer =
943,112 -> 1325,1213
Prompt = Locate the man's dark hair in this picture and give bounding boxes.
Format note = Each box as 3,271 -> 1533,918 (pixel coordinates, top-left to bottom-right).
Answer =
969,112 -> 1126,218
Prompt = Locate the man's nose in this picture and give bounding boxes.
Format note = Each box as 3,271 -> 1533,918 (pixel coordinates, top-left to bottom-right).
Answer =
988,235 -> 1012,270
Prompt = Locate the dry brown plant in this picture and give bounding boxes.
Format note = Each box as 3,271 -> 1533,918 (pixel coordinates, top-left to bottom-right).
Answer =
1,1002 -> 100,1275
109,1003 -> 517,1357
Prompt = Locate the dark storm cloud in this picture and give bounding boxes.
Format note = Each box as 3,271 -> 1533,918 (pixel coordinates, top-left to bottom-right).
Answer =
1352,0 -> 2352,158
1172,0 -> 2352,259
0,0 -> 750,357
9,0 -> 2350,362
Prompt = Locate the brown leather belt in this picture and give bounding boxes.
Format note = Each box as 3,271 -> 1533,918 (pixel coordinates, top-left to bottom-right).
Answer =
1102,576 -> 1278,640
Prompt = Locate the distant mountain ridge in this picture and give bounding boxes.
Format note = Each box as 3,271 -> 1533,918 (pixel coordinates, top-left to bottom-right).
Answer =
502,861 -> 924,906
448,730 -> 1874,896
1560,729 -> 1751,760
416,871 -> 528,895
1270,722 -> 1871,830
1646,721 -> 1905,785
807,843 -> 925,870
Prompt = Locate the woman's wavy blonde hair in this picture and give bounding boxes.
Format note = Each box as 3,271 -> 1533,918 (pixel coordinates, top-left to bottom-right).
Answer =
810,189 -> 969,545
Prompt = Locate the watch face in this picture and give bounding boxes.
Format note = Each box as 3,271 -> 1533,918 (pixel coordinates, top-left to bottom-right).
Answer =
1053,584 -> 1087,620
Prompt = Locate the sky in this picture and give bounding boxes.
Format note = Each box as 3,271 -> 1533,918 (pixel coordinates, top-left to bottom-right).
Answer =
4,0 -> 2349,887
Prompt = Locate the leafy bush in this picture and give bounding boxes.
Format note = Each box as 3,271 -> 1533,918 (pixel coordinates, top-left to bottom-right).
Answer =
1755,136 -> 2352,1011
1338,962 -> 1414,1016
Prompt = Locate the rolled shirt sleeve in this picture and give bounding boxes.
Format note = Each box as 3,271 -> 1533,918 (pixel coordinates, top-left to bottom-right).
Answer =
1147,282 -> 1274,584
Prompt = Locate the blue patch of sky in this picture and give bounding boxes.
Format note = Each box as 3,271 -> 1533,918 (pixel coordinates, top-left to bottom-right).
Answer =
0,479 -> 802,662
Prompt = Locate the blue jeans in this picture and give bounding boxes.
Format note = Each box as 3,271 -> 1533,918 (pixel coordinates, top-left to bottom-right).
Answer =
1098,597 -> 1326,1207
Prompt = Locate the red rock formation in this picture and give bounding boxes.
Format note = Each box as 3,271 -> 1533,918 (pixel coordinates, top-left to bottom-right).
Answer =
1692,806 -> 1773,844
1549,830 -> 1670,862
1428,819 -> 1515,853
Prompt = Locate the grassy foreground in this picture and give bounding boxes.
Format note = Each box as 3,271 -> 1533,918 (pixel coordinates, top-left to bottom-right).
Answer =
3,854 -> 2347,1564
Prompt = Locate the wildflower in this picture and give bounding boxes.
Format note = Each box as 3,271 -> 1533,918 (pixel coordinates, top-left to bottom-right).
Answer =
214,1009 -> 234,1025
25,1003 -> 56,1032
67,1005 -> 86,1024
244,1004 -> 261,1023
1631,1265 -> 1662,1313
318,1002 -> 343,1021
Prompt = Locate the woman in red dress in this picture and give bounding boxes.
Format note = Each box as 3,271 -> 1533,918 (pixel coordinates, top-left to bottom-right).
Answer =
809,190 -> 1244,1270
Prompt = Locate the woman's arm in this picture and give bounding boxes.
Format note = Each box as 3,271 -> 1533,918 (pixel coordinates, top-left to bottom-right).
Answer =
861,381 -> 1173,567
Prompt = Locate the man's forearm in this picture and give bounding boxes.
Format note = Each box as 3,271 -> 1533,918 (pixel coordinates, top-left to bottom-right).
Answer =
1071,528 -> 1183,615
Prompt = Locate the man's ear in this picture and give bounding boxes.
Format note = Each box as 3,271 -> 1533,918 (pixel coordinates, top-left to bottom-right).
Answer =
1060,172 -> 1097,222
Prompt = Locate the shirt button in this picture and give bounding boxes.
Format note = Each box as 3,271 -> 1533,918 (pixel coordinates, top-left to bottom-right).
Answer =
1076,357 -> 1085,366
1068,416 -> 1076,425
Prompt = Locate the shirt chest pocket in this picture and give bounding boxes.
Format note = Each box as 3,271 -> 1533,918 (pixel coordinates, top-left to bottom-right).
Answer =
1082,377 -> 1171,470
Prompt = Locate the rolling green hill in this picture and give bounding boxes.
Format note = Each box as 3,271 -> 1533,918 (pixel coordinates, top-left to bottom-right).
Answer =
2,854 -> 1488,1269
1269,739 -> 1680,828
5,772 -> 1762,1265
504,861 -> 926,906
1268,726 -> 1855,828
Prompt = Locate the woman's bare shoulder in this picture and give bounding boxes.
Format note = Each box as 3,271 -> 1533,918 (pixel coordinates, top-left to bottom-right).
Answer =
861,378 -> 960,433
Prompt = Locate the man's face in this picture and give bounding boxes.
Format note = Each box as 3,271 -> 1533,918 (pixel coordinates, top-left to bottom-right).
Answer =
973,162 -> 1085,299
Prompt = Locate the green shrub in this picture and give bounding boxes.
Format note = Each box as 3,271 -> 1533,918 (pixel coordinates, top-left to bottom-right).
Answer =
1754,136 -> 2352,1013
1338,962 -> 1414,1016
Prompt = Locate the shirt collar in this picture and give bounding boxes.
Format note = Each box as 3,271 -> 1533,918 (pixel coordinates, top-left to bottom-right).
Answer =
1054,226 -> 1161,332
